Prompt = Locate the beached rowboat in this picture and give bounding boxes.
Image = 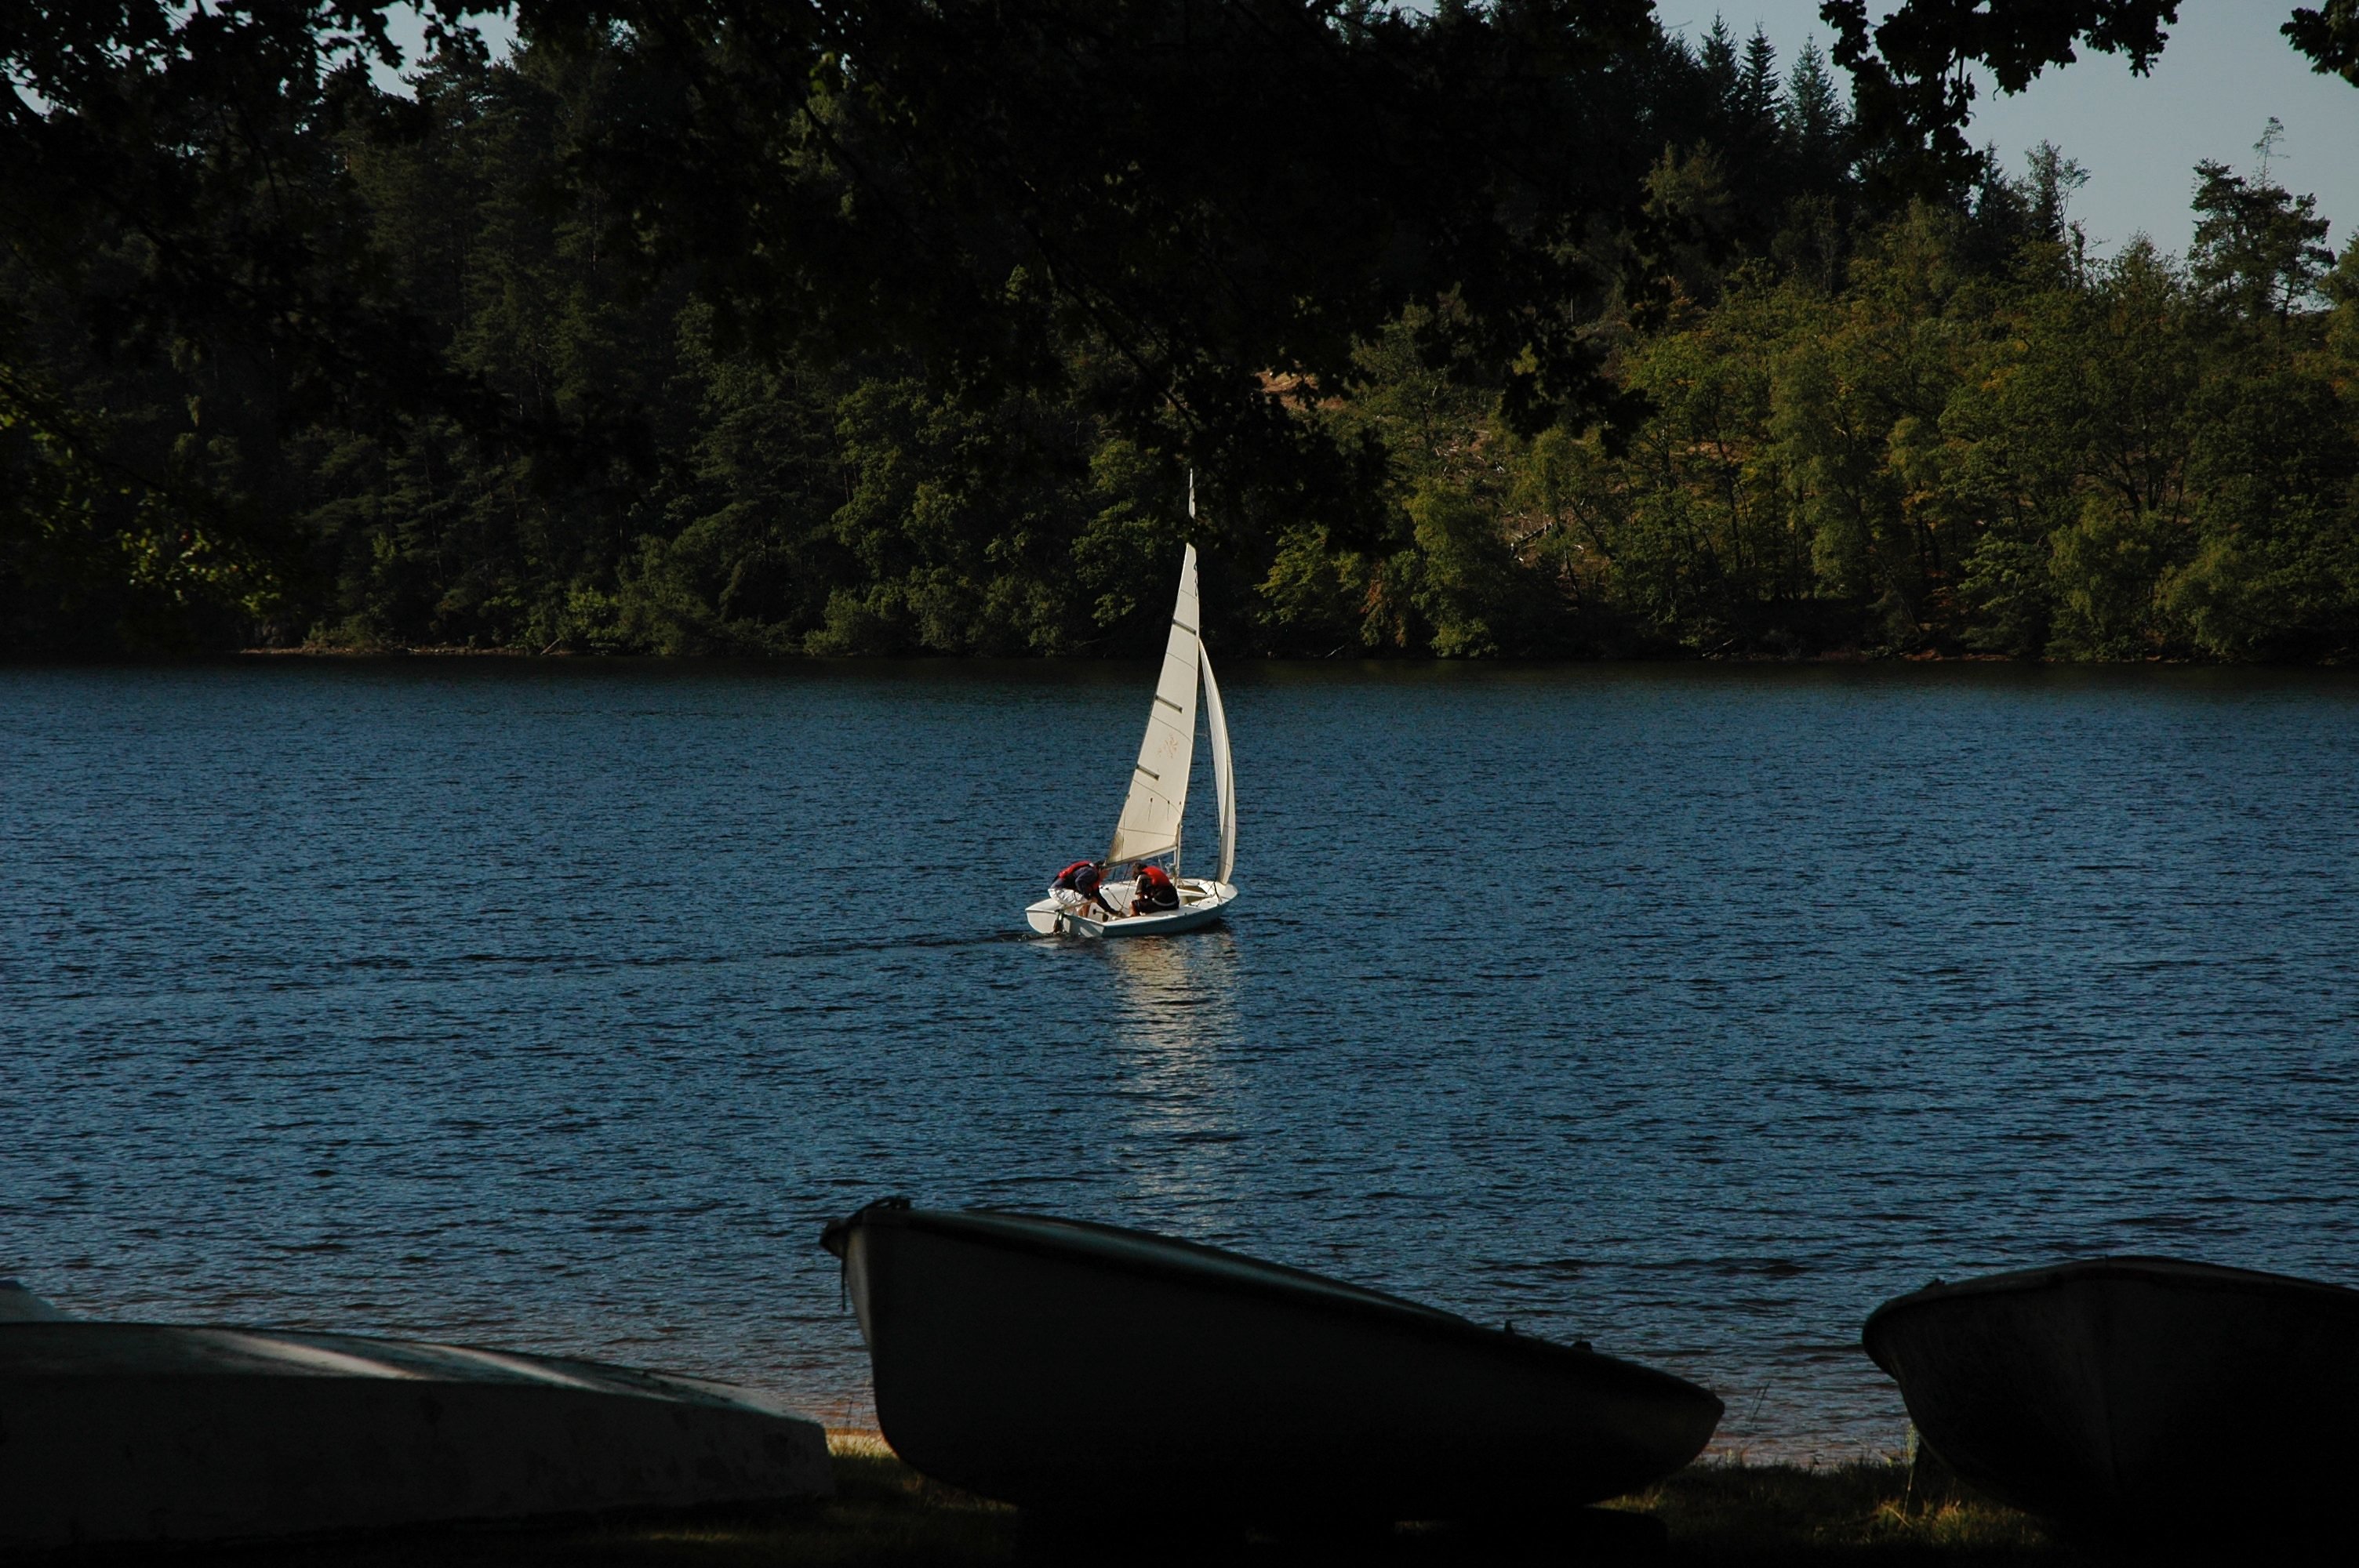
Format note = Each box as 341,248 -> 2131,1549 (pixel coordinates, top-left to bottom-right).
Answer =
821,1201 -> 1721,1523
1863,1255 -> 2359,1542
0,1283 -> 830,1547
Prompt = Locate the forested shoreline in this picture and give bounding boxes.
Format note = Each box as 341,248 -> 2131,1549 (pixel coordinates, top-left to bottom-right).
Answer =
7,3 -> 2359,662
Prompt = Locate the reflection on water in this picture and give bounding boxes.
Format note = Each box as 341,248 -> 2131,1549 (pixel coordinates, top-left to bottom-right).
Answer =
1104,924 -> 1241,1043
6,659 -> 2359,1458
1104,930 -> 1248,1225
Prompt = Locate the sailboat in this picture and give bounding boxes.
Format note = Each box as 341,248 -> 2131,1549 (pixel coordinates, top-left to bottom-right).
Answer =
1024,536 -> 1238,938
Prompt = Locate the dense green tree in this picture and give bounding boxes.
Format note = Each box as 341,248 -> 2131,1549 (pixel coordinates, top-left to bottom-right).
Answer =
1826,1 -> 2182,197
5,2 -> 2357,662
2285,2 -> 2359,84
2169,368 -> 2359,657
2189,122 -> 2336,328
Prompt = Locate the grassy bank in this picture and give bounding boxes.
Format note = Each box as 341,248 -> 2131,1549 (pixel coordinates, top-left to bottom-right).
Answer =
94,1434 -> 2059,1566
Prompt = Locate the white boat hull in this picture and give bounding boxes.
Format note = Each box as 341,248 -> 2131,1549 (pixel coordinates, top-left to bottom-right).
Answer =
1024,879 -> 1236,937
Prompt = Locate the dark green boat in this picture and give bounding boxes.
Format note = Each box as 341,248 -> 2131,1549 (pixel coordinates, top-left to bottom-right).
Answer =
0,1283 -> 831,1548
1864,1255 -> 2359,1542
821,1200 -> 1721,1523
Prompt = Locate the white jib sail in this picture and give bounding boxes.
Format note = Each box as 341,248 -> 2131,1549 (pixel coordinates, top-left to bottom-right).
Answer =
1107,546 -> 1201,865
1201,641 -> 1235,885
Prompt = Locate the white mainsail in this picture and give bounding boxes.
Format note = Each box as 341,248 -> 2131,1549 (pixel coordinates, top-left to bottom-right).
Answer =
1201,641 -> 1235,884
1107,545 -> 1201,865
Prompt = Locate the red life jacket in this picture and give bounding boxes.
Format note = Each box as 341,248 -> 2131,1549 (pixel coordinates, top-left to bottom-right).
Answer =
1054,860 -> 1102,894
1135,863 -> 1179,908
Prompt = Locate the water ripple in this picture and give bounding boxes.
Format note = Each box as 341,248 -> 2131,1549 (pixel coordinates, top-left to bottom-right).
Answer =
5,659 -> 2358,1459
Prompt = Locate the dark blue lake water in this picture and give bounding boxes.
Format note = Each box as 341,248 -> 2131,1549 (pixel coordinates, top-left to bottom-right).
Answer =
5,659 -> 2357,1459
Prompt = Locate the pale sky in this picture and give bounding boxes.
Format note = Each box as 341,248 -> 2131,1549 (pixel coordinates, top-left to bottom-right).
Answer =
386,4 -> 2359,260
1663,2 -> 2359,256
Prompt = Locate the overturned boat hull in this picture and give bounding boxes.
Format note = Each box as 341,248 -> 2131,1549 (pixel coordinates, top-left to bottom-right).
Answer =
0,1316 -> 831,1546
1863,1255 -> 2359,1541
822,1203 -> 1720,1523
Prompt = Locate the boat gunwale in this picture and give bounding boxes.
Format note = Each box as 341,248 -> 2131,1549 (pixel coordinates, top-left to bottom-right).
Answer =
1863,1254 -> 2359,1377
0,1322 -> 777,1410
824,1204 -> 1721,1411
1028,882 -> 1236,938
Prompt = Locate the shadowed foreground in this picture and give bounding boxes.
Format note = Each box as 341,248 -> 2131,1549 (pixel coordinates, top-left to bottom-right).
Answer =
48,1436 -> 2063,1566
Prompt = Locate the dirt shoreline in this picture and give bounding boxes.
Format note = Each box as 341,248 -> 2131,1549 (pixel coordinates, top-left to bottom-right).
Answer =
58,1437 -> 2056,1565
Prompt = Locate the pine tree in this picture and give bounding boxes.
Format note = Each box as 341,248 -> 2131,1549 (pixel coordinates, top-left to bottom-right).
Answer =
1738,28 -> 1779,142
1700,16 -> 1740,129
2190,120 -> 2335,325
1782,40 -> 1848,187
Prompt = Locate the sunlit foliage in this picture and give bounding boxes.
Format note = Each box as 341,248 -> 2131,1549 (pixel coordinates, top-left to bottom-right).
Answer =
4,4 -> 2354,661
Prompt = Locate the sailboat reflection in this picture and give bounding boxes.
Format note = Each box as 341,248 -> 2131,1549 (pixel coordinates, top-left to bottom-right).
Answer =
1106,926 -> 1241,1055
1106,929 -> 1245,1214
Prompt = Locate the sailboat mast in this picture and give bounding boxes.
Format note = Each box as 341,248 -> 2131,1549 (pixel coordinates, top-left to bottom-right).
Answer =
1178,468 -> 1193,884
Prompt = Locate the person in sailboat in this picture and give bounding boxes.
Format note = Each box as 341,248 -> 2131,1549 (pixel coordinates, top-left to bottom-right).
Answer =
1049,859 -> 1113,920
1127,862 -> 1180,916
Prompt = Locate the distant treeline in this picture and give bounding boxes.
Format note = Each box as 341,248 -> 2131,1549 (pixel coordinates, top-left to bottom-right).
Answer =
5,2 -> 2357,660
